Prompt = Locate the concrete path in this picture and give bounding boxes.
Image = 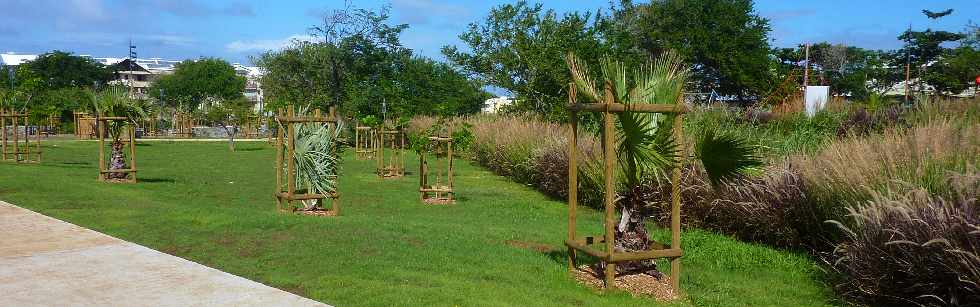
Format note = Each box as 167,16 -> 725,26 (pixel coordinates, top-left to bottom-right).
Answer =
0,201 -> 329,307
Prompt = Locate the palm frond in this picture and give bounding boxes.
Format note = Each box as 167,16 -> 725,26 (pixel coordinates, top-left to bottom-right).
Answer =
282,105 -> 345,209
695,128 -> 763,186
565,52 -> 600,103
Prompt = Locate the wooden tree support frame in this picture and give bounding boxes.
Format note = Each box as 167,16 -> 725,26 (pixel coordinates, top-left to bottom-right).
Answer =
1,109 -> 42,163
41,114 -> 59,137
239,115 -> 263,138
274,107 -> 342,216
565,82 -> 687,291
74,111 -> 97,140
376,127 -> 405,178
354,126 -> 375,160
97,117 -> 137,183
174,112 -> 193,138
419,128 -> 454,204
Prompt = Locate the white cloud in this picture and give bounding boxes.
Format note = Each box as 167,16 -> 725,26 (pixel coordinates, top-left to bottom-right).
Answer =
225,34 -> 315,53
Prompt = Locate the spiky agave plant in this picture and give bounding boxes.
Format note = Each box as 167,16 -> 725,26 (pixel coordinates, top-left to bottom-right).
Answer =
567,52 -> 761,277
282,106 -> 345,211
88,87 -> 147,179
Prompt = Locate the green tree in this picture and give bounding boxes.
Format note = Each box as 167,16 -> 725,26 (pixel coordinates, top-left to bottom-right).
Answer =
148,58 -> 246,111
442,1 -> 608,120
21,51 -> 112,89
924,46 -> 980,95
205,97 -> 255,151
258,3 -> 485,120
627,0 -> 773,101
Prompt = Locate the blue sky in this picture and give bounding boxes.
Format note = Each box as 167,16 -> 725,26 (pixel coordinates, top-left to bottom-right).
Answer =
1,0 -> 977,65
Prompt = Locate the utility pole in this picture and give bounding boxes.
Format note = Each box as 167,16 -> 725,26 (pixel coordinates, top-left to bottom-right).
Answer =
128,40 -> 137,96
904,24 -> 911,104
802,42 -> 810,96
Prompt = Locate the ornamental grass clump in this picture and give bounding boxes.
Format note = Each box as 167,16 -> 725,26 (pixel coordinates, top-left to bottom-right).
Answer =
828,175 -> 979,306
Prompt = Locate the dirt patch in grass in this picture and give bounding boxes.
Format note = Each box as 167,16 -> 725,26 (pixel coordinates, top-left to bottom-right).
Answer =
281,283 -> 307,297
573,265 -> 678,302
505,239 -> 556,253
159,244 -> 192,255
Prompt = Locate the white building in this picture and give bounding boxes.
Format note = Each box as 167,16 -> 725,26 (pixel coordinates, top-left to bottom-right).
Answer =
482,96 -> 515,114
0,52 -> 38,67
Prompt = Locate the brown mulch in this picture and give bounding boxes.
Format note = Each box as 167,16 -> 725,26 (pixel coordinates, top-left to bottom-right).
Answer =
293,209 -> 337,217
572,265 -> 678,302
422,198 -> 455,205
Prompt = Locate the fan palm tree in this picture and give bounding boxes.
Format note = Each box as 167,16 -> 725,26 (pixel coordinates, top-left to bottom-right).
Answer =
278,105 -> 344,211
567,52 -> 762,277
88,87 -> 147,179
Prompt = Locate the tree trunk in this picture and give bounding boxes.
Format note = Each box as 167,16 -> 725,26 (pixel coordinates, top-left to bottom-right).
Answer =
108,139 -> 128,179
596,185 -> 662,278
225,125 -> 236,151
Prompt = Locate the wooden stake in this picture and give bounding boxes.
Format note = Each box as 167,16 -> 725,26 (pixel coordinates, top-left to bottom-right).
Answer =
602,81 -> 617,288
670,109 -> 684,291
567,85 -> 579,271
286,106 -> 296,211
98,118 -> 105,181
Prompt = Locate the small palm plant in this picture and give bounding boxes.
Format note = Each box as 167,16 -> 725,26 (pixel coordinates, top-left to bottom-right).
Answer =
567,52 -> 761,276
88,87 -> 147,180
279,106 -> 344,211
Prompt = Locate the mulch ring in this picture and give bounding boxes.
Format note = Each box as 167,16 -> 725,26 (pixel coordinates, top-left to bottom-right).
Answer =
572,265 -> 678,302
422,198 -> 455,205
292,209 -> 337,217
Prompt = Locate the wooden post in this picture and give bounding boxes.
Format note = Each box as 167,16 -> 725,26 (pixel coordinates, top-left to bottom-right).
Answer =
129,125 -> 138,183
286,106 -> 296,211
329,106 -> 339,215
23,114 -> 30,162
1,109 -> 7,161
447,126 -> 454,201
670,109 -> 684,290
97,118 -> 105,181
419,154 -> 426,200
601,81 -> 616,288
275,109 -> 284,211
12,111 -> 19,162
567,83 -> 578,271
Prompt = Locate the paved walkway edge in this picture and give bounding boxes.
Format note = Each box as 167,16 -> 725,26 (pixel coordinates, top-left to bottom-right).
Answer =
0,200 -> 329,307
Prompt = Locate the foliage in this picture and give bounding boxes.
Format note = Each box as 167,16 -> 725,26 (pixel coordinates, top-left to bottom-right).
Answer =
281,107 -> 345,210
923,46 -> 980,95
86,86 -> 147,140
205,97 -> 256,151
18,51 -> 112,89
695,128 -> 763,185
625,0 -> 773,101
443,1 -> 609,121
148,58 -> 246,111
257,4 -> 486,120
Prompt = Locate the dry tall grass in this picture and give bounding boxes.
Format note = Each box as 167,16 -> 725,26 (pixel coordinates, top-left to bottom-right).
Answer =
794,119 -> 979,204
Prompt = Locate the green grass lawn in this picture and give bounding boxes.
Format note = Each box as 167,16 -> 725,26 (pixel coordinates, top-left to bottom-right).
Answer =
0,140 -> 836,306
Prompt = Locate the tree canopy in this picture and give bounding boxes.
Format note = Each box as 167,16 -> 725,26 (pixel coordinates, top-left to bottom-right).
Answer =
257,3 -> 488,120
148,58 -> 246,111
443,1 -> 609,120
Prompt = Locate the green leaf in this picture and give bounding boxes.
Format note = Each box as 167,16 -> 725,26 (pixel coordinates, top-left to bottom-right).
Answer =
695,128 -> 763,186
